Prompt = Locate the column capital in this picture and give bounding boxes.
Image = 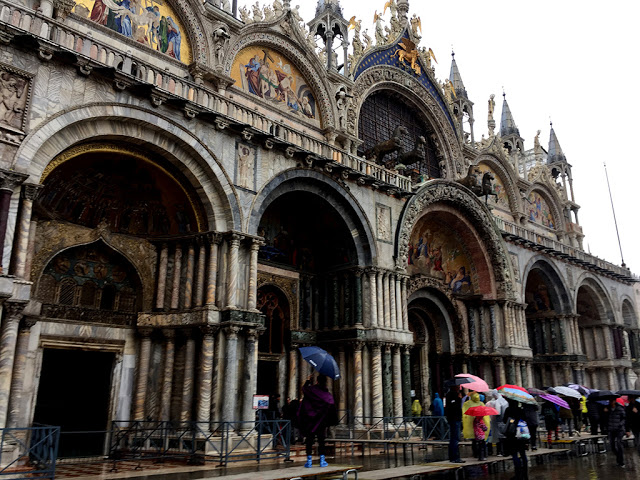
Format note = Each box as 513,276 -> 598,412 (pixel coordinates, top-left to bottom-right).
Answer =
20,317 -> 37,330
138,327 -> 153,337
224,325 -> 241,338
163,328 -> 176,340
21,183 -> 42,201
371,342 -> 382,353
383,343 -> 392,353
250,238 -> 265,250
208,232 -> 223,245
351,341 -> 364,352
226,232 -> 243,245
352,267 -> 365,278
3,301 -> 27,321
245,328 -> 261,341
0,169 -> 28,192
200,325 -> 217,337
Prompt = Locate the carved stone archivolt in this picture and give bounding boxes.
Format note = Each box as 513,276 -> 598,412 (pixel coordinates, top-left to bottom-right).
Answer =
397,180 -> 515,299
32,220 -> 157,310
223,32 -> 334,128
348,66 -> 462,178
257,270 -> 299,329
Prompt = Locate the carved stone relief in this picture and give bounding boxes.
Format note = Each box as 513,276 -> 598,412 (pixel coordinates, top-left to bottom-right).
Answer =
0,63 -> 33,145
376,203 -> 392,243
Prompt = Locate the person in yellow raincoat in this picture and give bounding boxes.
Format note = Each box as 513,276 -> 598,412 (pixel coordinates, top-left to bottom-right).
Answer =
411,399 -> 423,417
580,395 -> 588,433
462,391 -> 490,458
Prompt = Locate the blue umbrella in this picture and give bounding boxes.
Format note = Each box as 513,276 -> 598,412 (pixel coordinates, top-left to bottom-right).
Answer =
299,346 -> 340,380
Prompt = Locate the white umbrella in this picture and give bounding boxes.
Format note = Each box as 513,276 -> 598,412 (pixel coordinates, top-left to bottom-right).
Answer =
553,385 -> 581,399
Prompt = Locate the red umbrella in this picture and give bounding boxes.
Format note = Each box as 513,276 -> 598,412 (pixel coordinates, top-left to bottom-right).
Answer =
616,397 -> 628,406
455,374 -> 489,392
498,384 -> 528,393
465,405 -> 499,416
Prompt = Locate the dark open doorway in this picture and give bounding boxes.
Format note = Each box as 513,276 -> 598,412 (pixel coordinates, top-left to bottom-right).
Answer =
33,348 -> 115,458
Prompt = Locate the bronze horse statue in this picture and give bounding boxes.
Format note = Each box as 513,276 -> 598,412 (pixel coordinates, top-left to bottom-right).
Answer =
481,171 -> 498,204
457,165 -> 483,196
365,125 -> 408,164
398,135 -> 426,166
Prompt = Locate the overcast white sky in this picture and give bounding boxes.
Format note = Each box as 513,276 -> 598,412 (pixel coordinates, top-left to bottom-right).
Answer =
241,1 -> 640,274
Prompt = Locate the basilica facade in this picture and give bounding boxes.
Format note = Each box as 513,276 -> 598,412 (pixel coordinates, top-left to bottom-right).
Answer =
0,0 -> 637,456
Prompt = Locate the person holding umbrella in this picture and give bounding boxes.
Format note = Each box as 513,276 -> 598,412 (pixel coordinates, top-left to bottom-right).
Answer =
541,399 -> 559,445
298,374 -> 337,468
503,399 -> 529,480
445,386 -> 465,463
606,395 -> 626,467
626,397 -> 640,453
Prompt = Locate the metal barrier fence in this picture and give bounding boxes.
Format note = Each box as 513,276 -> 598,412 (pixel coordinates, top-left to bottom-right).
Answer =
108,419 -> 291,467
330,416 -> 450,441
0,426 -> 60,480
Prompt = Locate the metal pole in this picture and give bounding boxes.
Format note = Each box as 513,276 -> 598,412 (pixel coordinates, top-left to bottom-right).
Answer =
604,162 -> 626,268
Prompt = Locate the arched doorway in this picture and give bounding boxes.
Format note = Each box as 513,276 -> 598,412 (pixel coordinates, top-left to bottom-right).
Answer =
524,260 -> 572,386
33,242 -> 143,457
408,288 -> 457,407
256,285 -> 290,400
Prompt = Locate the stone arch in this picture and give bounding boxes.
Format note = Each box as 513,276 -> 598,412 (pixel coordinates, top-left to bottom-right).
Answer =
13,103 -> 240,232
33,234 -> 154,310
168,0 -> 210,64
248,168 -> 376,266
224,32 -> 334,128
408,288 -> 457,354
475,153 -> 521,214
349,66 -> 463,179
397,180 -> 514,299
622,297 -> 639,328
523,184 -> 566,233
521,256 -> 572,314
574,274 -> 615,324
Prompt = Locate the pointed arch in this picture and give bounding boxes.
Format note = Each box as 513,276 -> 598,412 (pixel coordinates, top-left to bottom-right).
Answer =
475,153 -> 521,214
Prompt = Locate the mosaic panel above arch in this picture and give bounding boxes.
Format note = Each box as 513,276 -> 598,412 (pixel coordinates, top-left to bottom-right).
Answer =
527,190 -> 556,229
231,46 -> 319,123
408,218 -> 477,295
73,0 -> 193,63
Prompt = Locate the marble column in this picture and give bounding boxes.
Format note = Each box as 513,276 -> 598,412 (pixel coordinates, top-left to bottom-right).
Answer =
160,330 -> 175,421
489,303 -> 498,351
382,345 -> 393,417
337,347 -> 347,422
184,243 -> 195,309
515,360 -> 522,386
376,271 -> 384,328
505,359 -> 516,384
221,326 -> 240,423
196,326 -> 216,426
288,348 -> 298,400
0,169 -> 27,274
241,329 -> 259,426
382,272 -> 390,328
394,277 -> 402,330
170,243 -> 183,309
362,346 -> 371,423
23,221 -> 37,281
558,316 -> 568,353
603,326 -> 613,359
479,307 -> 488,352
6,317 -> 35,428
195,240 -> 206,307
401,346 -> 411,417
353,343 -> 363,424
392,346 -> 403,422
371,344 -> 383,419
401,277 -> 409,331
180,332 -> 196,422
156,244 -> 169,309
133,328 -> 152,420
354,269 -> 363,325
225,234 -> 241,309
12,184 -> 40,278
343,273 -> 352,327
206,234 -> 221,306
247,240 -> 262,311
331,274 -> 339,328
468,306 -> 477,352
367,269 -> 378,327
389,273 -> 397,330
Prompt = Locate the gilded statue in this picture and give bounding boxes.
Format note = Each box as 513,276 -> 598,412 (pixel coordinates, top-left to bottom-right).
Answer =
392,38 -> 421,76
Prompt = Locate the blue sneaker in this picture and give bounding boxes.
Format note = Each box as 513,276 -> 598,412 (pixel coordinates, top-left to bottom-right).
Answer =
320,455 -> 328,467
304,455 -> 313,468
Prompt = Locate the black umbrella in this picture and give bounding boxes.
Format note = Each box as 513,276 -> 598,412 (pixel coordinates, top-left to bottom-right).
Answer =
445,377 -> 473,388
617,389 -> 640,396
588,390 -> 619,400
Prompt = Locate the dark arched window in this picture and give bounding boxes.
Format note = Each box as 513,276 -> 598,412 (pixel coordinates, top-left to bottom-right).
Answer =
358,91 -> 441,178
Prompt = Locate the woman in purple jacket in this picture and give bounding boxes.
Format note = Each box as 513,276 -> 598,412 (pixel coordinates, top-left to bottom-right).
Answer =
298,375 -> 338,468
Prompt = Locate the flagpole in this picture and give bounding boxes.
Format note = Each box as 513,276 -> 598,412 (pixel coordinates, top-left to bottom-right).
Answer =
604,162 -> 626,268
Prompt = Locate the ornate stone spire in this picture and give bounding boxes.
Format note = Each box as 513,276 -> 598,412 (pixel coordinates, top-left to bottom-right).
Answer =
449,52 -> 468,99
315,0 -> 343,17
547,122 -> 567,164
499,92 -> 519,137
